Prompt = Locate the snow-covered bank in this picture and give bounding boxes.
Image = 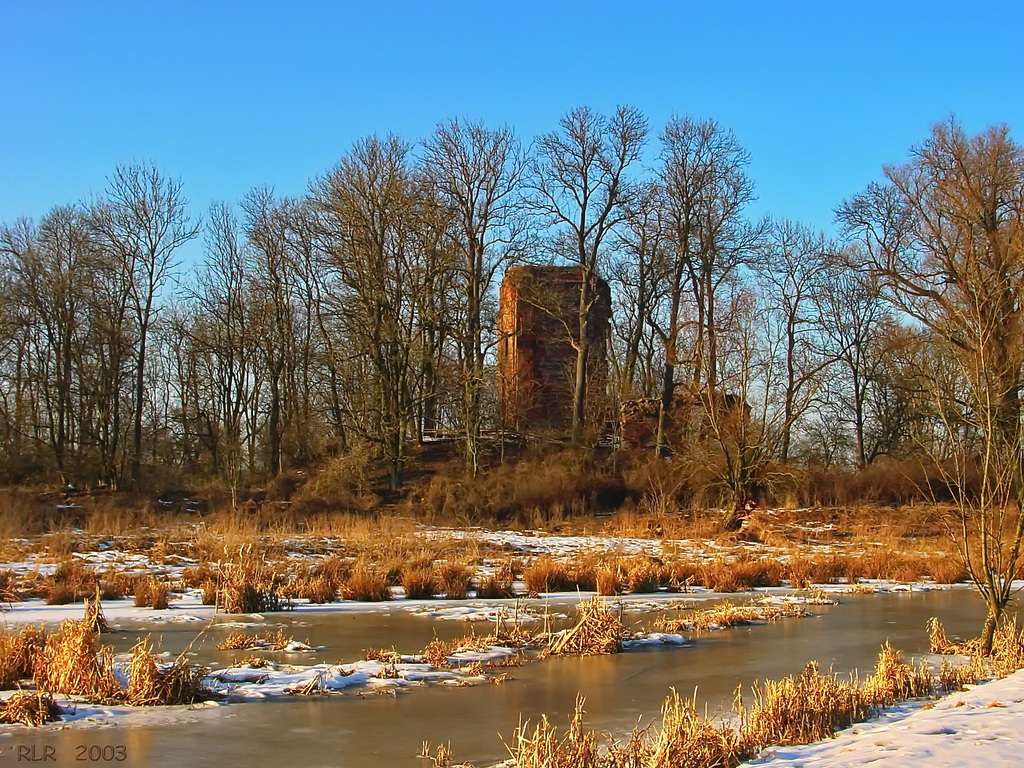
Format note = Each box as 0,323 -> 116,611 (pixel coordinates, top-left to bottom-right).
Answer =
747,669 -> 1024,767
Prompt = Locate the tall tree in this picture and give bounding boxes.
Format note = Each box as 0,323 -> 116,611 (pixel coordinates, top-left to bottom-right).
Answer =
312,135 -> 427,489
528,105 -> 648,443
759,219 -> 834,463
423,118 -> 526,472
610,182 -> 667,400
654,116 -> 762,453
839,119 -> 1024,653
93,164 -> 198,488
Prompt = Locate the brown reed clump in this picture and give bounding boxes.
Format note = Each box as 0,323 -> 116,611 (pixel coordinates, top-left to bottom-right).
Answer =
506,695 -> 600,768
625,556 -> 662,593
83,588 -> 111,633
646,689 -> 747,768
422,637 -> 457,668
33,618 -> 120,700
0,691 -> 62,726
217,556 -> 287,613
862,642 -> 934,707
125,639 -> 208,706
436,563 -> 473,600
938,656 -> 982,692
476,574 -> 517,599
927,616 -> 966,655
400,565 -> 436,599
0,569 -> 19,603
0,624 -> 45,687
784,556 -> 815,589
655,601 -> 807,634
297,574 -> 338,604
42,560 -> 96,605
595,562 -> 625,596
200,579 -> 218,605
342,564 -> 391,602
217,629 -> 293,651
742,661 -> 872,748
133,577 -> 170,610
547,597 -> 623,656
926,558 -> 968,584
523,556 -> 573,595
365,647 -> 403,665
988,620 -> 1024,678
561,560 -> 595,593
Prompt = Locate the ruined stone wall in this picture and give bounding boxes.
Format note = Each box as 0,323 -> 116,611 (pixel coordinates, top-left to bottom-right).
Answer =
497,265 -> 611,434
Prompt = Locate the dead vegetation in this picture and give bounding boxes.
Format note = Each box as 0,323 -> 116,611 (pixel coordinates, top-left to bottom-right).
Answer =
654,601 -> 808,634
124,638 -> 207,706
0,604 -> 213,721
546,597 -> 624,656
215,547 -> 288,613
0,691 -> 62,726
430,623 -> 1024,768
217,629 -> 295,651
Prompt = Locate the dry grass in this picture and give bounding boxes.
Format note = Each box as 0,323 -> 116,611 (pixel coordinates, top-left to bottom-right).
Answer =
422,637 -> 459,668
436,563 -> 472,600
0,624 -> 45,687
505,695 -> 601,768
625,556 -> 663,593
433,637 -> 981,768
217,629 -> 293,651
547,597 -> 623,656
646,690 -> 746,768
133,577 -> 171,609
400,565 -> 436,599
83,589 -> 111,633
0,691 -> 62,726
125,638 -> 208,706
33,618 -> 120,700
365,647 -> 403,664
296,574 -> 338,603
862,642 -> 934,706
655,601 -> 807,634
216,548 -> 287,613
742,661 -> 872,748
929,616 -> 1024,679
476,560 -> 517,599
523,555 -> 574,595
342,563 -> 391,602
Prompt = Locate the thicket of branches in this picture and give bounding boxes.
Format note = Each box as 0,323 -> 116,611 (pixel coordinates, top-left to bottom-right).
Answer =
0,112 -> 1020,518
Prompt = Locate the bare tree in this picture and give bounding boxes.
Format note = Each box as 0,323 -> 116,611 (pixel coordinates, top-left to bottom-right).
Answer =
312,135 -> 428,489
654,116 -> 762,454
839,119 -> 1024,653
528,105 -> 648,443
423,118 -> 526,472
816,250 -> 898,468
93,164 -> 198,488
1,210 -> 91,481
759,219 -> 835,463
609,181 -> 667,400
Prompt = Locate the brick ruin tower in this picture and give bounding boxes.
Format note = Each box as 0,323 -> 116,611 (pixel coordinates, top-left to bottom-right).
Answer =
497,265 -> 612,434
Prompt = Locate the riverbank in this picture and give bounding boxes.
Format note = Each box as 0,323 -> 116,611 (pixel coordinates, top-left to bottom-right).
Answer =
747,667 -> 1024,767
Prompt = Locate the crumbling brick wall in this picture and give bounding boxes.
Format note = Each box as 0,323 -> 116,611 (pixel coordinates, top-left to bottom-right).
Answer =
497,265 -> 611,434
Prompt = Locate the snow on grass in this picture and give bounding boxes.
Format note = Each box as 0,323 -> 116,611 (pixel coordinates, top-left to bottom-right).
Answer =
746,669 -> 1024,767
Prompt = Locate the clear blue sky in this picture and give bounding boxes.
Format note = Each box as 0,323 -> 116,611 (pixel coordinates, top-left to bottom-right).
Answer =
3,1 -> 1022,266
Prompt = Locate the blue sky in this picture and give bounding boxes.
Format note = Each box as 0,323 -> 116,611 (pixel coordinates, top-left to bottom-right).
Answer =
2,1 -> 1022,266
